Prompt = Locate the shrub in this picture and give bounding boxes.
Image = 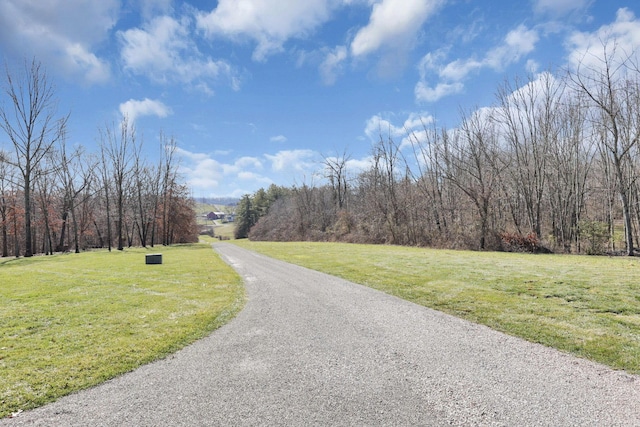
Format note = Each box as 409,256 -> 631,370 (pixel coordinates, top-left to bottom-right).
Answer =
499,231 -> 550,253
579,220 -> 609,255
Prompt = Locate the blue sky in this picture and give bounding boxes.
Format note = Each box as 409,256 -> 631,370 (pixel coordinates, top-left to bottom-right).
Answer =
1,0 -> 639,198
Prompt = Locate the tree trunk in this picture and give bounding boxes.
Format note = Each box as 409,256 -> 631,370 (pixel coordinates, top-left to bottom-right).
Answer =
24,174 -> 32,257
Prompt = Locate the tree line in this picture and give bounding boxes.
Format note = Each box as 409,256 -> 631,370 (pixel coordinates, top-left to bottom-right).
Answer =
240,41 -> 640,256
0,59 -> 198,258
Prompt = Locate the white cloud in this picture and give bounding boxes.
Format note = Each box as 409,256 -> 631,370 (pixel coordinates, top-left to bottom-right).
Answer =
403,112 -> 436,130
119,15 -> 240,91
533,0 -> 591,17
235,156 -> 264,170
365,112 -> 435,149
177,148 -> 322,197
415,24 -> 539,103
119,15 -> 188,80
265,149 -> 318,172
365,113 -> 423,140
415,81 -> 464,103
238,171 -> 270,181
484,25 -> 539,70
177,148 -> 269,196
321,154 -> 374,180
526,59 -> 540,73
365,115 -> 405,141
439,59 -> 483,82
196,0 -> 336,61
179,146 -> 377,197
320,45 -> 348,85
64,43 -> 111,84
177,149 -> 225,190
196,0 -> 443,82
138,0 -> 173,20
350,0 -> 443,58
119,98 -> 172,123
566,8 -> 640,72
502,72 -> 562,108
345,156 -> 374,174
270,135 -> 288,143
0,0 -> 116,84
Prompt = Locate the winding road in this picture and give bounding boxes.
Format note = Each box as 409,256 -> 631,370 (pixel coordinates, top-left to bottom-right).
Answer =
3,243 -> 640,426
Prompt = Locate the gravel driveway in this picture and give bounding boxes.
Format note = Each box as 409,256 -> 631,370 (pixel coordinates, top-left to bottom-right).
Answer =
3,242 -> 640,426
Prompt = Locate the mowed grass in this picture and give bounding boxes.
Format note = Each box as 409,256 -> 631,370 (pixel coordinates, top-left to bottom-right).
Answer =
234,240 -> 640,374
0,244 -> 244,418
214,223 -> 236,240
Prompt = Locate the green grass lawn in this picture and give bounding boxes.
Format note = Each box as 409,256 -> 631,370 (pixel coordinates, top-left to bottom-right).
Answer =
0,244 -> 244,418
234,240 -> 640,374
215,223 -> 236,239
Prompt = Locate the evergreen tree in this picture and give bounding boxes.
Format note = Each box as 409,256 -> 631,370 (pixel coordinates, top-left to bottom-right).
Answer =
234,194 -> 257,239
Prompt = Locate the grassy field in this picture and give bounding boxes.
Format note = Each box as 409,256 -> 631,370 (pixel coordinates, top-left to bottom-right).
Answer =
234,240 -> 640,374
0,244 -> 244,418
213,223 -> 236,239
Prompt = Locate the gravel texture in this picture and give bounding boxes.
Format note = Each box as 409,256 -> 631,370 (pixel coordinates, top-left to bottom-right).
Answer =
3,242 -> 640,426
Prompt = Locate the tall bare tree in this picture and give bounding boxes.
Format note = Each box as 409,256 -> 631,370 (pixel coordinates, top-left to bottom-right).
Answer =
569,40 -> 640,255
495,73 -> 558,238
443,108 -> 502,249
370,131 -> 404,243
159,133 -> 178,246
405,121 -> 450,240
0,151 -> 11,257
34,149 -> 59,255
56,140 -> 96,253
323,150 -> 351,211
545,86 -> 594,252
0,59 -> 68,257
99,116 -> 137,251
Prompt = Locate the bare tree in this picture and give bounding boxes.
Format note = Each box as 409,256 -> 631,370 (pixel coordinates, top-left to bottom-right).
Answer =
569,40 -> 640,255
159,133 -> 179,246
495,73 -> 558,239
98,116 -> 137,251
132,138 -> 153,247
545,86 -> 595,252
370,131 -> 405,244
323,150 -> 351,211
405,120 -> 451,241
34,149 -> 59,255
0,151 -> 12,257
56,140 -> 96,253
98,143 -> 113,251
0,59 -> 68,256
443,108 -> 503,249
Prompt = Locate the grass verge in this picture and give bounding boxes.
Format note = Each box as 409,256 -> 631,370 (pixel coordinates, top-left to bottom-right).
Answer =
234,240 -> 640,374
0,243 -> 244,418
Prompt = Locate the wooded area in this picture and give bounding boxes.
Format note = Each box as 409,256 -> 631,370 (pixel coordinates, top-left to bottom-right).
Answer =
0,59 -> 198,258
242,42 -> 640,256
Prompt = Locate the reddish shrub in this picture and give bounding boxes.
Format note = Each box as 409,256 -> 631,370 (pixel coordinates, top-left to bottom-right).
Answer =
499,231 -> 550,253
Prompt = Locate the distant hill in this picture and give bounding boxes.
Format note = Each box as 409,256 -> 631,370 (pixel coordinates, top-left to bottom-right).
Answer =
194,197 -> 239,206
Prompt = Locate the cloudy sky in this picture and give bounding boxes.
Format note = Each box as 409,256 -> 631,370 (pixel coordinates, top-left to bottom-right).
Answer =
1,0 -> 639,198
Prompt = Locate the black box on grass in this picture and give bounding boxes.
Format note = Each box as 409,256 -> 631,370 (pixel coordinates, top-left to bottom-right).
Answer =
145,254 -> 162,264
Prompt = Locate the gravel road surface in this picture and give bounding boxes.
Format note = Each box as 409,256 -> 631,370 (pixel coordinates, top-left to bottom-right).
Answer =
3,242 -> 640,426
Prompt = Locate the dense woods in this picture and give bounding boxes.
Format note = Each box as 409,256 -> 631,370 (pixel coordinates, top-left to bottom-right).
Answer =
0,59 -> 197,258
244,43 -> 640,256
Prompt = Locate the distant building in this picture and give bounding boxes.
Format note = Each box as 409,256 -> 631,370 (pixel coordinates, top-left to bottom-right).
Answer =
207,211 -> 228,221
